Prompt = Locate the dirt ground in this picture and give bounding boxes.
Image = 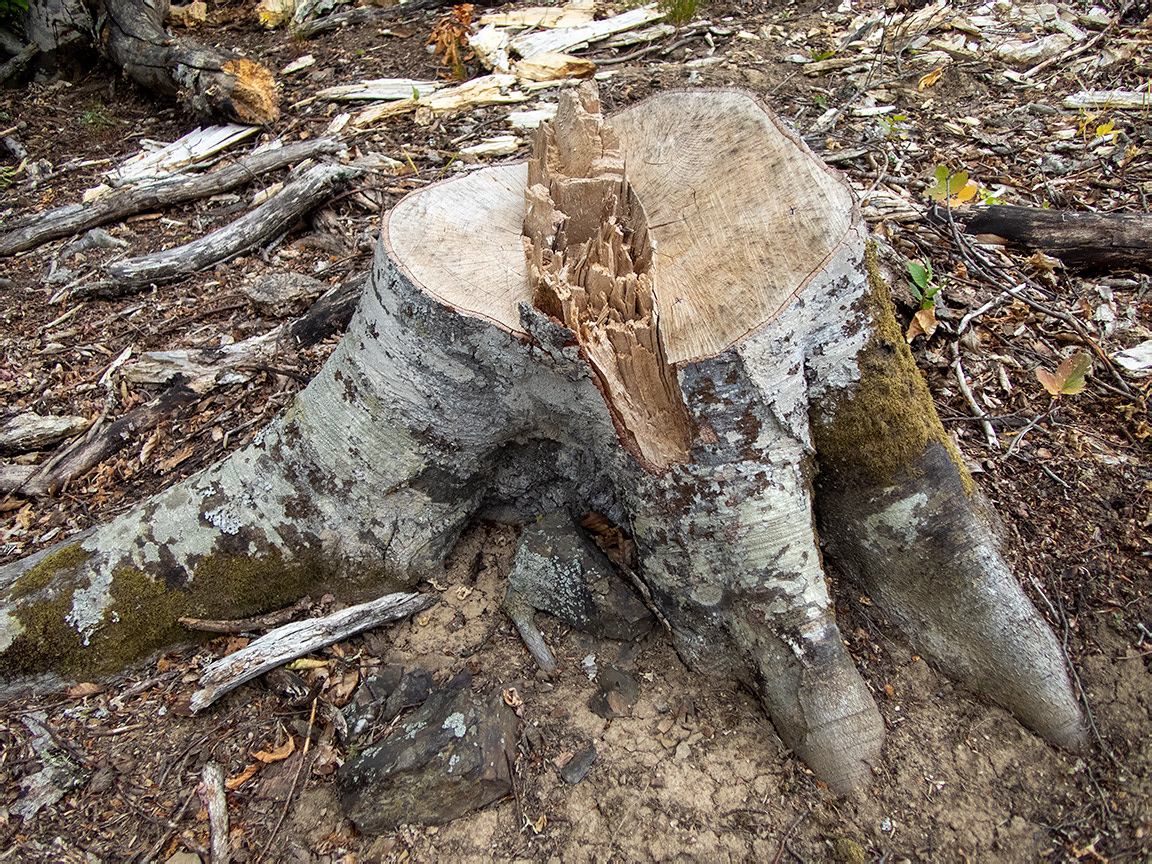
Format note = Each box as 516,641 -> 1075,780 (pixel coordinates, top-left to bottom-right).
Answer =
1,0 -> 1150,860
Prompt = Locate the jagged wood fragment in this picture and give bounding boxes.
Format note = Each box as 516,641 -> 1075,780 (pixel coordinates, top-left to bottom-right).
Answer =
0,137 -> 344,257
189,592 -> 435,712
523,83 -> 691,471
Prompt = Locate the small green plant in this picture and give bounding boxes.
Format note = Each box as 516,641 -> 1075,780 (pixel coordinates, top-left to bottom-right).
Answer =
927,166 -> 976,205
80,100 -> 115,131
907,260 -> 940,309
880,113 -> 909,140
810,48 -> 835,61
659,0 -> 703,27
812,93 -> 827,109
1036,352 -> 1090,399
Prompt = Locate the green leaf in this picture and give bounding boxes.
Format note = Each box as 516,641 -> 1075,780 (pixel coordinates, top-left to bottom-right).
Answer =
907,261 -> 929,290
948,171 -> 969,195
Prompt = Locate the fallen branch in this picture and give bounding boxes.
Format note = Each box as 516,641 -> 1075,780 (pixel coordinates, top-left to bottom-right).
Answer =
189,591 -> 435,712
197,762 -> 230,864
962,205 -> 1152,272
75,163 -> 357,298
180,596 -> 312,634
0,137 -> 344,257
0,42 -> 38,87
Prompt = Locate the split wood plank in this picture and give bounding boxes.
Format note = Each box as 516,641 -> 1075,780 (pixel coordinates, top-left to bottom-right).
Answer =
510,5 -> 662,59
189,592 -> 436,712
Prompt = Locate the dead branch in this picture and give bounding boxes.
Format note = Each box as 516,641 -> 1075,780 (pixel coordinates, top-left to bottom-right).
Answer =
75,163 -> 357,299
189,592 -> 435,712
0,137 -> 344,257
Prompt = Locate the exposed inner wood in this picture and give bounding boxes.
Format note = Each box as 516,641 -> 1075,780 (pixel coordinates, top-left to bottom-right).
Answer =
522,83 -> 693,471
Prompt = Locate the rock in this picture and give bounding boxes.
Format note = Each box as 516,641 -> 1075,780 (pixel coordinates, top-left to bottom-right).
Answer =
338,671 -> 519,832
342,667 -> 431,738
242,272 -> 327,316
560,742 -> 597,784
505,510 -> 654,671
588,665 -> 639,719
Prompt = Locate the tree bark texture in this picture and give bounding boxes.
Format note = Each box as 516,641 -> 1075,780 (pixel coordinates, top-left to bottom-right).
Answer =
100,0 -> 280,124
963,203 -> 1152,272
0,87 -> 1085,793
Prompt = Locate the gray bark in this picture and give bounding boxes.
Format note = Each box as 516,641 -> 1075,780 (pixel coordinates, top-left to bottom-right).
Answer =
0,87 -> 1086,794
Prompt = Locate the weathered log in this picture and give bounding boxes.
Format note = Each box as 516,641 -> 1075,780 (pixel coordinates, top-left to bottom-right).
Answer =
74,163 -> 357,298
0,86 -> 1086,793
101,0 -> 279,124
0,137 -> 344,257
963,204 -> 1152,272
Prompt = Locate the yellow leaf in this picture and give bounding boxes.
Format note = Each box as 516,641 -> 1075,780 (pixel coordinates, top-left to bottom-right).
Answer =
918,67 -> 943,90
1096,120 -> 1115,138
955,181 -> 978,202
286,657 -> 328,670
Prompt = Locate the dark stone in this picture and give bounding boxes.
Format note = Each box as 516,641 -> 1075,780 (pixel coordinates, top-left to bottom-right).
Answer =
560,742 -> 597,785
337,671 -> 519,833
588,665 -> 639,719
505,511 -> 654,671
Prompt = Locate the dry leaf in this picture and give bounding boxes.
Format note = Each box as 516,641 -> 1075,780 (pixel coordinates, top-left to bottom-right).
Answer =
286,657 -> 328,670
254,734 -> 296,763
905,307 -> 938,342
918,67 -> 943,89
67,682 -> 105,699
1037,352 -> 1091,397
225,763 -> 262,790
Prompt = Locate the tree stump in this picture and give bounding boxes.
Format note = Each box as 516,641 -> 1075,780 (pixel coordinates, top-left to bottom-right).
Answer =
0,84 -> 1086,793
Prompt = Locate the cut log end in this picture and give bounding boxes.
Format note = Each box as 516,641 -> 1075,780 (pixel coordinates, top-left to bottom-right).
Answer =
219,57 -> 281,125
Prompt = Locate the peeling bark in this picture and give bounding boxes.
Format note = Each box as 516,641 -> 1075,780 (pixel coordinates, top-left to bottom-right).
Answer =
0,86 -> 1086,792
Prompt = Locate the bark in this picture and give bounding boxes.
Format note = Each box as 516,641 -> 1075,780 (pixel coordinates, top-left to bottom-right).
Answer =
0,136 -> 344,257
963,204 -> 1152,272
0,86 -> 1086,793
100,0 -> 280,124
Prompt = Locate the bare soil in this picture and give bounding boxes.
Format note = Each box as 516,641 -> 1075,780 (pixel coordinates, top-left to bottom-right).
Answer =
1,0 -> 1150,861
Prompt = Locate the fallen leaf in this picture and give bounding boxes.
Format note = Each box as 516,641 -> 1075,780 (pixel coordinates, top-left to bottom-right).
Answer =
67,682 -> 105,699
918,67 -> 943,89
1037,352 -> 1091,397
502,687 -> 524,709
286,657 -> 328,671
254,735 -> 296,763
905,307 -> 938,342
225,763 -> 262,790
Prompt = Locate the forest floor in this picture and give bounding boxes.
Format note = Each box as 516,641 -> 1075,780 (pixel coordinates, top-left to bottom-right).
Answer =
1,0 -> 1150,860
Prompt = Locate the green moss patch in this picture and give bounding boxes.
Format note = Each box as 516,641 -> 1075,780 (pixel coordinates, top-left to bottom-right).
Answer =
812,244 -> 973,495
7,543 -> 90,601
